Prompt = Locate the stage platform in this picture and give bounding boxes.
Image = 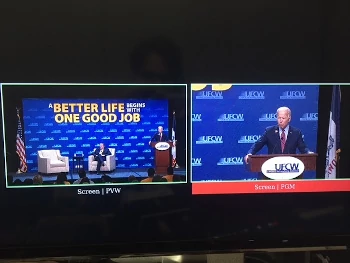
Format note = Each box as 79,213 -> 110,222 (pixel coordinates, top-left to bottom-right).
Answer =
8,168 -> 186,183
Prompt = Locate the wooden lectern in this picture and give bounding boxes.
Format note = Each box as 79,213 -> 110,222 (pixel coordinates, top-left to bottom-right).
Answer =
150,142 -> 173,174
249,154 -> 318,179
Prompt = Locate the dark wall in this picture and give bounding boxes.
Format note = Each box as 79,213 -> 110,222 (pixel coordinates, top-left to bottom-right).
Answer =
1,0 -> 348,83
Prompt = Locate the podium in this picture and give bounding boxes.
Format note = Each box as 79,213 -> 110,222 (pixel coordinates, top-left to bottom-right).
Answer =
150,141 -> 173,174
249,154 -> 318,179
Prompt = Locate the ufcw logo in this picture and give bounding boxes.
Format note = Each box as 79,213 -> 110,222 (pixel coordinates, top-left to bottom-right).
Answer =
238,135 -> 261,143
280,91 -> 306,99
300,113 -> 318,121
217,157 -> 244,165
239,91 -> 265,99
196,91 -> 223,100
192,158 -> 202,166
196,136 -> 223,144
269,163 -> 300,173
217,114 -> 244,122
259,113 -> 277,121
28,123 -> 39,126
192,114 -> 202,122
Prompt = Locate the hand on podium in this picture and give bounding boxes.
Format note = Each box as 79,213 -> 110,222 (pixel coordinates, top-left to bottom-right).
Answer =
244,154 -> 252,164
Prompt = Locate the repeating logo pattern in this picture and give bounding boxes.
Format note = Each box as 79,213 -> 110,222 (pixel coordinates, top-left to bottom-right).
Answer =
192,84 -> 319,181
22,99 -> 168,172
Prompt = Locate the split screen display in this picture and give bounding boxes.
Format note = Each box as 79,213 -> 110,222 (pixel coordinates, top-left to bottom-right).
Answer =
1,83 -> 347,194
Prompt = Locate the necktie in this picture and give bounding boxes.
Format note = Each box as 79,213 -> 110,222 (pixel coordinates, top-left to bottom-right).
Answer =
160,133 -> 162,141
281,129 -> 286,152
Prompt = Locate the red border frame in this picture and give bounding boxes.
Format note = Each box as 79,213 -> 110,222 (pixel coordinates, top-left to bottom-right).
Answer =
192,180 -> 350,194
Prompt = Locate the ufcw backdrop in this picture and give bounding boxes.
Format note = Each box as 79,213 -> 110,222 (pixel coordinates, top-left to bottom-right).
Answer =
192,84 -> 319,181
22,99 -> 168,172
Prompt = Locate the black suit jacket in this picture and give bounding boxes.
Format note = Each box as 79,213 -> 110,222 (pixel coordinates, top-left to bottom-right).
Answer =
151,132 -> 168,142
248,125 -> 310,155
93,148 -> 111,156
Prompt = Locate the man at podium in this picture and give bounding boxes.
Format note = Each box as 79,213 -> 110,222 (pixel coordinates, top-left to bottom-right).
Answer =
244,106 -> 313,164
149,126 -> 168,145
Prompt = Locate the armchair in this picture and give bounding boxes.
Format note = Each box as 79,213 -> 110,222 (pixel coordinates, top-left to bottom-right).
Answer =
38,150 -> 69,174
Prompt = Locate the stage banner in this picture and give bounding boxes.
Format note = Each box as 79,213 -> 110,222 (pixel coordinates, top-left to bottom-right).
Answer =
191,84 -> 319,181
22,99 -> 168,172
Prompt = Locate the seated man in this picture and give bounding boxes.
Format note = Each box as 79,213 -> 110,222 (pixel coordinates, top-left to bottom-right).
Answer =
93,143 -> 111,175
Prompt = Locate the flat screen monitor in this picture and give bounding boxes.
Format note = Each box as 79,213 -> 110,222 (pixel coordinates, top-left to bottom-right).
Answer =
191,84 -> 347,194
0,83 -> 349,258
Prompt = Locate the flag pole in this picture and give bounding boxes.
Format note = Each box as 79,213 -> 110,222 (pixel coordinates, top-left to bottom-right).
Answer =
172,110 -> 179,168
336,149 -> 341,176
16,107 -> 21,174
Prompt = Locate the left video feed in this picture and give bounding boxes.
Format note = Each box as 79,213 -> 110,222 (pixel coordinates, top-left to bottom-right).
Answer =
1,83 -> 188,188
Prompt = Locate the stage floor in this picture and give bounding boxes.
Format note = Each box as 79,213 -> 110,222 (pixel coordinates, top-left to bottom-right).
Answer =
8,168 -> 186,182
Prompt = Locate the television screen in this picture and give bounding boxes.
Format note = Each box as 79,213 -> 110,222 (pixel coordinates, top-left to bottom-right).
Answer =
1,84 -> 188,188
0,82 -> 349,258
191,84 -> 347,194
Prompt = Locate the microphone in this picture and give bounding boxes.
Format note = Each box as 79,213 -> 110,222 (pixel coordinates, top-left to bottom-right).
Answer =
272,129 -> 279,154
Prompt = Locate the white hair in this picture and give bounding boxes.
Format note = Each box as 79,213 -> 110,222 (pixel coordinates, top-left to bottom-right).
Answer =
277,106 -> 291,118
158,126 -> 163,130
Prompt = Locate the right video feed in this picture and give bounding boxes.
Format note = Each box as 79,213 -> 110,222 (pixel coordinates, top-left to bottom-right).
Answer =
191,84 -> 348,194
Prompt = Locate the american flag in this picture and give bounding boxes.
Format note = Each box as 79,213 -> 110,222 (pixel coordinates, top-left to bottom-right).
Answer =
171,111 -> 177,167
16,108 -> 27,173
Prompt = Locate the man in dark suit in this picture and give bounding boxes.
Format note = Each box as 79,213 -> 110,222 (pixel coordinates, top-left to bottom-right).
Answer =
149,126 -> 168,145
93,143 -> 111,174
244,107 -> 313,164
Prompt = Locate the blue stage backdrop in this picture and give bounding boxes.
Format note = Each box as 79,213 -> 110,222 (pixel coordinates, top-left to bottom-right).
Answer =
191,84 -> 319,181
22,99 -> 168,172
